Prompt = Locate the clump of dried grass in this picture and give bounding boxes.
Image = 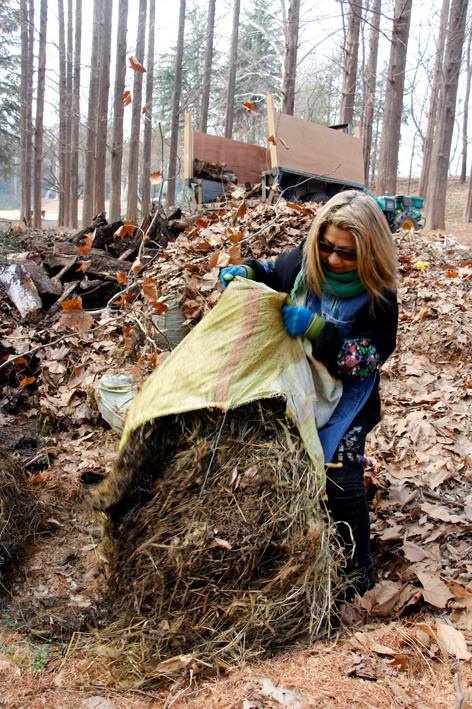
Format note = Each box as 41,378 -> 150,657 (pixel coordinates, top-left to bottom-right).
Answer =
92,398 -> 337,684
0,448 -> 43,581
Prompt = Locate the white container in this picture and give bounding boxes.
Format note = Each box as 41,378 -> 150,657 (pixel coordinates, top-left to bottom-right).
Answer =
95,372 -> 134,433
153,298 -> 189,349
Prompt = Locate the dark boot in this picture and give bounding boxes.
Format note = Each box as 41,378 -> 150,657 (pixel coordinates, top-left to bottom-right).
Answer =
326,462 -> 373,600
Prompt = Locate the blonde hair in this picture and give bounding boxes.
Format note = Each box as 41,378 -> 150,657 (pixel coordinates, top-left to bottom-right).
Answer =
303,190 -> 397,303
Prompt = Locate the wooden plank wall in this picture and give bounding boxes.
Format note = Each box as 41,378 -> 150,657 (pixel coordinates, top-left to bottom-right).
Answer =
267,98 -> 365,186
192,132 -> 270,186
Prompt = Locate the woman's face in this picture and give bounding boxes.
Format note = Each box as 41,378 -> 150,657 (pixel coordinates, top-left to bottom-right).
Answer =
319,224 -> 358,273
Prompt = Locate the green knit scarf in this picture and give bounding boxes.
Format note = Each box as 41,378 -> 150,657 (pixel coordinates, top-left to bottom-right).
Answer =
321,265 -> 365,297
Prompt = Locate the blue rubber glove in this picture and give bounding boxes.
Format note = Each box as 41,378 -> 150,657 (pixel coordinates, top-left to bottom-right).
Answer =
220,265 -> 251,288
281,304 -> 325,339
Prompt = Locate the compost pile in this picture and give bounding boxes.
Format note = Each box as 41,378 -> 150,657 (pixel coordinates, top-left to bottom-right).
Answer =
93,398 -> 336,681
0,448 -> 43,579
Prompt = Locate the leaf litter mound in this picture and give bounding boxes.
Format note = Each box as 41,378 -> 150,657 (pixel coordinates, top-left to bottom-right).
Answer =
91,398 -> 338,684
0,187 -> 471,703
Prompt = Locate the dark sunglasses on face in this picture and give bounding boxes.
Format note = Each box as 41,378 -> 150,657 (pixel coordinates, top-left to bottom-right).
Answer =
318,239 -> 357,261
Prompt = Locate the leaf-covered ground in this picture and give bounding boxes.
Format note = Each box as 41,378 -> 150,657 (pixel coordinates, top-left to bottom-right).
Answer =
0,183 -> 471,707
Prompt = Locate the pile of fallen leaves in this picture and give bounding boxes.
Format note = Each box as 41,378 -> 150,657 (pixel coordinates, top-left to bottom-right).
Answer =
0,188 -> 471,680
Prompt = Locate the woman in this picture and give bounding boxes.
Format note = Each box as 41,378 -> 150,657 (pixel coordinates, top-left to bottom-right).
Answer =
220,190 -> 398,597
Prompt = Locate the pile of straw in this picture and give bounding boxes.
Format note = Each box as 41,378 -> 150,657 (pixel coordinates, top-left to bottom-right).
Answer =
93,399 -> 336,682
0,448 -> 43,580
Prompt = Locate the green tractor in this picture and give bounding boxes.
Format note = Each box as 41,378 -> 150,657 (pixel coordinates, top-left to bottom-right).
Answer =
376,194 -> 424,232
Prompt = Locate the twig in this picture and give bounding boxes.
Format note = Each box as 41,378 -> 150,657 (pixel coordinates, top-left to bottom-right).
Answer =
454,669 -> 464,709
84,282 -> 141,316
84,683 -> 162,701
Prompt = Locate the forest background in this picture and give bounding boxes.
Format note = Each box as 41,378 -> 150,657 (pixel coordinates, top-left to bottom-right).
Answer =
0,0 -> 471,232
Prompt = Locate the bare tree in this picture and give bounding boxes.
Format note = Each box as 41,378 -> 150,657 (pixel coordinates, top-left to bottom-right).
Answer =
339,0 -> 363,126
167,0 -> 186,206
141,0 -> 156,215
376,0 -> 412,195
126,0 -> 147,221
82,0 -> 102,226
465,169 -> 472,221
424,0 -> 468,230
418,0 -> 449,199
281,0 -> 300,115
58,0 -> 66,225
200,0 -> 216,132
33,0 -> 48,229
460,24 -> 471,184
65,0 -> 73,225
361,0 -> 381,184
94,0 -> 113,214
110,0 -> 128,222
20,0 -> 34,224
224,0 -> 240,137
70,0 -> 82,228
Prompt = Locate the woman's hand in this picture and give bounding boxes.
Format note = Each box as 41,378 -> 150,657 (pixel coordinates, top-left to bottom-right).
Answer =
220,265 -> 251,288
282,304 -> 324,339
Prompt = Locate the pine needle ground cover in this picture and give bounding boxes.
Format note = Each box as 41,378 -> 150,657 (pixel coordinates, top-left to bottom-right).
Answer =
92,398 -> 336,684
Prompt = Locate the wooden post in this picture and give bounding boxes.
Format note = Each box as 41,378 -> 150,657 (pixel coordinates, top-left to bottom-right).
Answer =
266,94 -> 279,169
183,112 -> 193,182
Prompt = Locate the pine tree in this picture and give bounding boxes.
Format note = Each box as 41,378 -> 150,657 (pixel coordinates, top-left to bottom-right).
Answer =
0,2 -> 21,178
232,0 -> 283,141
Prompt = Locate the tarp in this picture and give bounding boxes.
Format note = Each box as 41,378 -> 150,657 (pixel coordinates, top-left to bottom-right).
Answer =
121,278 -> 342,476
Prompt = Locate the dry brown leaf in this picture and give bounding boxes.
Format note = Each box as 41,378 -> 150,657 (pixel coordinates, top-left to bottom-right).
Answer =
142,276 -> 158,302
114,221 -> 135,239
19,375 -> 36,389
76,261 -> 91,273
415,569 -> 453,608
61,297 -> 83,311
150,170 -> 162,184
129,55 -> 146,72
435,622 -> 472,660
79,232 -> 94,255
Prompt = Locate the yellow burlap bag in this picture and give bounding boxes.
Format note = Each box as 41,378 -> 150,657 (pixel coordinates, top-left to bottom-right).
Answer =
121,277 -> 341,476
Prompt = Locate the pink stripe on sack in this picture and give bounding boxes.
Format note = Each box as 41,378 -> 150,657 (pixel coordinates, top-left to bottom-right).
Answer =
213,290 -> 261,405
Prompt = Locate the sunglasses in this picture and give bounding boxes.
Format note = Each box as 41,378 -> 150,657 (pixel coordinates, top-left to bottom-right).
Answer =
318,239 -> 357,261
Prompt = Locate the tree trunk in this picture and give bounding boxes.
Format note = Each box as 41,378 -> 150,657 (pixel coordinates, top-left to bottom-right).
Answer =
362,0 -> 381,185
141,0 -> 156,216
110,0 -> 128,222
58,0 -> 66,226
281,0 -> 300,115
70,0 -> 82,228
460,26 -> 471,184
339,0 -> 363,126
94,0 -> 113,214
20,0 -> 33,224
64,0 -> 73,224
167,0 -> 186,206
200,0 -> 216,132
424,0 -> 468,230
418,0 -> 449,199
464,169 -> 472,221
224,0 -> 240,138
82,0 -> 102,227
376,0 -> 412,195
126,0 -> 147,221
33,0 -> 48,229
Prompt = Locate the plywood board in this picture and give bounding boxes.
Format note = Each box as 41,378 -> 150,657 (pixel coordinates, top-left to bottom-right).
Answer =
267,104 -> 365,186
192,132 -> 270,186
